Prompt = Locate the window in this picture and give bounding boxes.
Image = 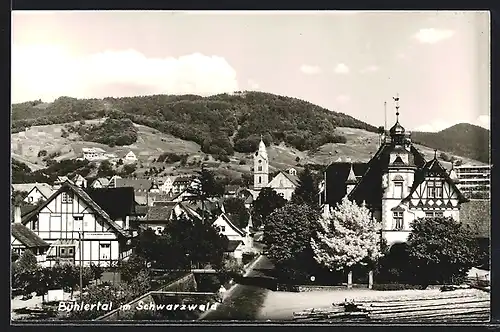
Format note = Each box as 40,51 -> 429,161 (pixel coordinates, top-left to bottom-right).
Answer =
258,176 -> 262,184
220,226 -> 226,232
258,166 -> 262,171
100,243 -> 111,248
394,182 -> 403,199
32,219 -> 39,231
427,181 -> 443,198
60,248 -> 66,255
62,192 -> 73,204
393,212 -> 404,230
425,211 -> 444,218
156,227 -> 162,234
68,248 -> 74,255
28,197 -> 33,203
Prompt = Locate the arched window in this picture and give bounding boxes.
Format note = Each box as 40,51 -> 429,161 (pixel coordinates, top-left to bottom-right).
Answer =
258,176 -> 262,184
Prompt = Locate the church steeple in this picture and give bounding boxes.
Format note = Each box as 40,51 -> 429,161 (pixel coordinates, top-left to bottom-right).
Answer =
254,136 -> 269,189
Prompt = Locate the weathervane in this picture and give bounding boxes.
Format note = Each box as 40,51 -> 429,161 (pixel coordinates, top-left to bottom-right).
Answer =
393,93 -> 400,121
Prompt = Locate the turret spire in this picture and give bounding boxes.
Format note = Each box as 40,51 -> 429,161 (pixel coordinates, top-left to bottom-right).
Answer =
393,93 -> 400,121
434,149 -> 438,159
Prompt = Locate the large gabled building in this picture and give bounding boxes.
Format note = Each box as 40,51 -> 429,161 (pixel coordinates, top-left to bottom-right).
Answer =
321,101 -> 468,246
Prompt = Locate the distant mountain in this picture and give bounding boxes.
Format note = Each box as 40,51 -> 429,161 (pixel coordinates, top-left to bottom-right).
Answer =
11,92 -> 378,157
411,123 -> 490,164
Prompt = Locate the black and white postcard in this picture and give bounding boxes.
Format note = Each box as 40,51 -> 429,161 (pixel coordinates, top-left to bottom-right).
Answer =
10,10 -> 491,324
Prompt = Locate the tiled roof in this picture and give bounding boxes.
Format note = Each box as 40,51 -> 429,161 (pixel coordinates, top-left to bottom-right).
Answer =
226,239 -> 244,252
22,181 -> 130,238
281,171 -> 300,187
323,162 -> 369,206
12,223 -> 50,248
86,187 -> 136,220
173,176 -> 193,185
135,205 -> 149,215
146,205 -> 176,220
12,183 -> 54,200
346,144 -> 426,208
115,178 -> 153,192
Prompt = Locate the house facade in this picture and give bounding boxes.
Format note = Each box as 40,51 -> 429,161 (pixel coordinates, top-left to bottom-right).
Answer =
82,147 -> 107,161
12,183 -> 54,205
124,151 -> 138,164
20,182 -> 134,267
212,212 -> 247,263
320,103 -> 468,246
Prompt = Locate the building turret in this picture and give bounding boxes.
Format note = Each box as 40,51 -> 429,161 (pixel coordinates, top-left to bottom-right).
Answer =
253,136 -> 269,189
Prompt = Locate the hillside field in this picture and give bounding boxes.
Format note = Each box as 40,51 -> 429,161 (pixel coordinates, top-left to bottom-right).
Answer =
11,121 -> 486,178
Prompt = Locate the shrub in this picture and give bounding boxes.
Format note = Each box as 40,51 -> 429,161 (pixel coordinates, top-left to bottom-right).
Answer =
372,284 -> 426,291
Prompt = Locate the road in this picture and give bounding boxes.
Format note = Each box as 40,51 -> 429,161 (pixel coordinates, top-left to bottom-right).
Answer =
199,255 -> 275,320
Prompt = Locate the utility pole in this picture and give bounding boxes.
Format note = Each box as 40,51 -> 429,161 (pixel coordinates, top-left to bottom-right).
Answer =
79,227 -> 83,297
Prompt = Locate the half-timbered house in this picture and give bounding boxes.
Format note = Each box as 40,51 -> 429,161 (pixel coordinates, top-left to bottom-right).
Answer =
11,222 -> 50,264
20,181 -> 134,267
321,105 -> 468,246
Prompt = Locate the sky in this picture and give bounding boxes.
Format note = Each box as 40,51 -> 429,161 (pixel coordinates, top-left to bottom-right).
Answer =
11,10 -> 490,132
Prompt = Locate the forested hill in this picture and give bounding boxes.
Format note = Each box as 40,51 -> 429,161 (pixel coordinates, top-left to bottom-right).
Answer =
411,123 -> 490,164
12,92 -> 378,156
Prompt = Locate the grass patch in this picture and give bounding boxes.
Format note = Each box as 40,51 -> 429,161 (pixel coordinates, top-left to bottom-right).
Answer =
202,285 -> 269,320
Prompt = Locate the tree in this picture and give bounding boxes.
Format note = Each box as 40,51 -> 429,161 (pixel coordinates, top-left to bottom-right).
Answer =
17,250 -> 38,272
120,253 -> 148,282
184,166 -> 225,224
97,160 -> 114,177
264,204 -> 321,281
406,216 -> 479,285
291,166 -> 319,209
252,187 -> 286,228
311,197 -> 382,272
223,197 -> 250,229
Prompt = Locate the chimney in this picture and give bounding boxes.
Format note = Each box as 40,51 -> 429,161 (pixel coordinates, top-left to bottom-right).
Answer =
14,206 -> 22,224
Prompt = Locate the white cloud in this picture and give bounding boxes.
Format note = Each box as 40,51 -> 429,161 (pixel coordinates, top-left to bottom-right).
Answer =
299,64 -> 321,75
11,44 -> 239,103
247,79 -> 260,90
475,115 -> 490,130
334,63 -> 350,74
336,95 -> 350,103
360,65 -> 379,73
414,28 -> 455,44
414,119 -> 452,132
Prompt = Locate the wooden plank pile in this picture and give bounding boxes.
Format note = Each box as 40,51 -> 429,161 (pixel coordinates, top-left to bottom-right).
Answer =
292,289 -> 490,322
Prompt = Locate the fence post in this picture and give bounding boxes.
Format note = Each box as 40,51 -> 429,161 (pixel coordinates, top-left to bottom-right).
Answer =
347,271 -> 353,289
368,270 -> 373,289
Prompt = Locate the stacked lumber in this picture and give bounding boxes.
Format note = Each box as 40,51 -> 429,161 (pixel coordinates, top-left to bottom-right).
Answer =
293,306 -> 369,321
292,289 -> 490,322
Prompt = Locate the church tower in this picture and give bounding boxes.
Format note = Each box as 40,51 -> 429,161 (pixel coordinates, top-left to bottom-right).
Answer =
253,137 -> 269,189
381,94 -> 416,231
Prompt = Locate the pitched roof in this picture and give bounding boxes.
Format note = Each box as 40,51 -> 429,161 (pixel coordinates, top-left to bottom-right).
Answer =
86,187 -> 136,220
22,182 -> 130,238
12,183 -> 54,200
12,223 -> 50,248
134,205 -> 149,216
92,177 -> 110,187
226,239 -> 244,252
346,144 -> 426,208
146,205 -> 175,220
402,157 -> 468,204
225,185 -> 240,193
214,213 -> 245,237
280,171 -> 300,187
115,178 -> 153,192
173,176 -> 193,185
323,162 -> 369,206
